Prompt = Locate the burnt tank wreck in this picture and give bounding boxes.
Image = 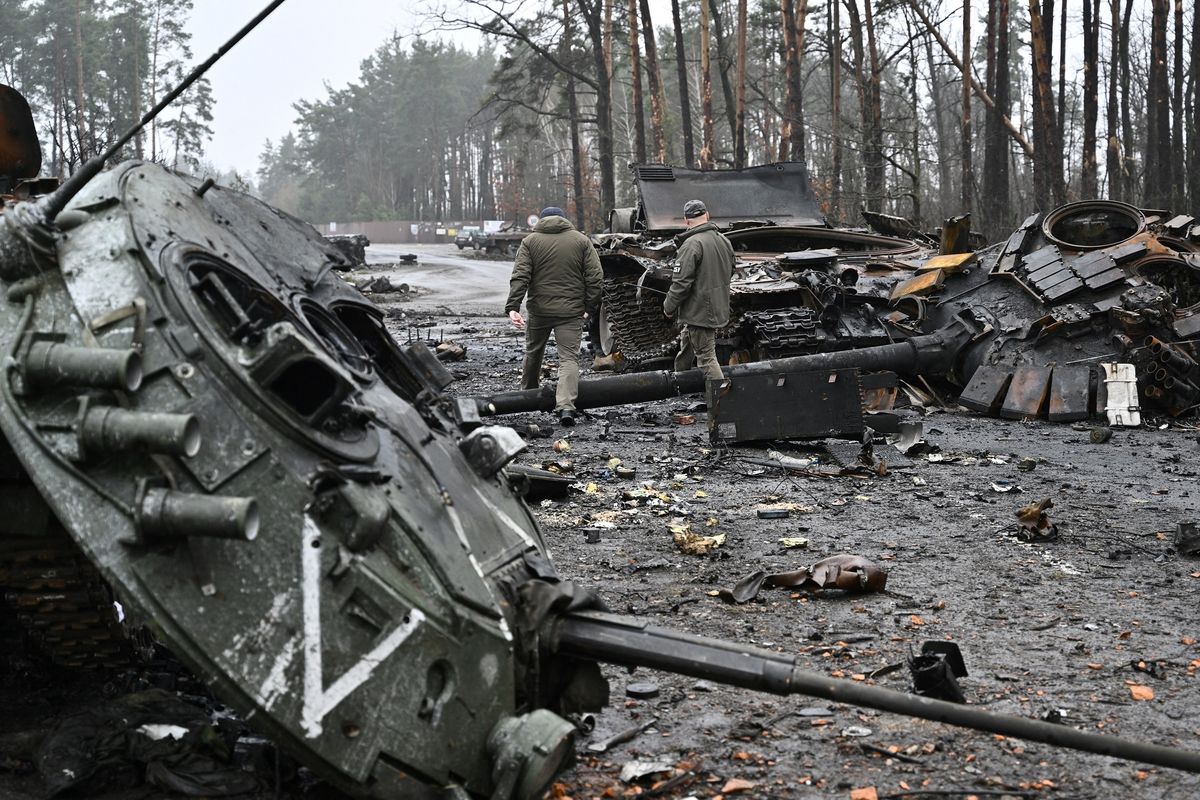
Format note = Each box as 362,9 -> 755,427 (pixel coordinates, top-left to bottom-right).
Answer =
477,162 -> 1199,437
0,5 -> 1199,800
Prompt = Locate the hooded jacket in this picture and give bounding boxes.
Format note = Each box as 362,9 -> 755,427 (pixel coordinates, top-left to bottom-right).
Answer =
663,221 -> 735,328
505,216 -> 603,318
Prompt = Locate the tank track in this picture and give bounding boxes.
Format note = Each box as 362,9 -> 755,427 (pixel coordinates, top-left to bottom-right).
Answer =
0,537 -> 146,670
739,308 -> 837,359
600,276 -> 678,366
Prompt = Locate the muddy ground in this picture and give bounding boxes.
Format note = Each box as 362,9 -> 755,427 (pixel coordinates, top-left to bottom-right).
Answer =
2,243 -> 1198,800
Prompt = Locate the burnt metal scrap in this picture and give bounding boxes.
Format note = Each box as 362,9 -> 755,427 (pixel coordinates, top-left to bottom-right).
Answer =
325,233 -> 371,268
1,79 -> 1200,798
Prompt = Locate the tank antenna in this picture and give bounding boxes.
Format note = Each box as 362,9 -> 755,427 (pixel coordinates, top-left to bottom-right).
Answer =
38,0 -> 289,223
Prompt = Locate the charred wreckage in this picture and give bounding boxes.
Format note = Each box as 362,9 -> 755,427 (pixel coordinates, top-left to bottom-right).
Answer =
0,4 -> 1200,800
475,162 -> 1200,441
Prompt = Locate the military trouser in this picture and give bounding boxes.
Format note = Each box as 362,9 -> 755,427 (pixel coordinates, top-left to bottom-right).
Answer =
674,325 -> 723,382
521,314 -> 583,411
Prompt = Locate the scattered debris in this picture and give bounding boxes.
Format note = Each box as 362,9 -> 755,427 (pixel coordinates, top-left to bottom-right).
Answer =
719,555 -> 888,604
35,690 -> 261,797
1016,497 -> 1059,542
671,522 -> 726,555
435,341 -> 466,361
625,681 -> 660,700
586,719 -> 659,754
356,275 -> 411,294
1177,522 -> 1200,557
618,759 -> 673,784
778,537 -> 809,549
908,641 -> 969,703
323,233 -> 369,267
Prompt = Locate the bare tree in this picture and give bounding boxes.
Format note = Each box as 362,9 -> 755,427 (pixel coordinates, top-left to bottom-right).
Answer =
961,0 -> 971,211
1081,0 -> 1099,197
671,0 -> 695,167
734,0 -> 747,167
639,0 -> 669,163
699,0 -> 715,168
628,0 -> 646,162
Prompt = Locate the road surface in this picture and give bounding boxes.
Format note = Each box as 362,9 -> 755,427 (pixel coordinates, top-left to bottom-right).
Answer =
363,243 -> 513,315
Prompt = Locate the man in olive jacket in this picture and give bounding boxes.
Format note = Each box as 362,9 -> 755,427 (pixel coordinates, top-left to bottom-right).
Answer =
506,207 -> 603,425
663,199 -> 735,381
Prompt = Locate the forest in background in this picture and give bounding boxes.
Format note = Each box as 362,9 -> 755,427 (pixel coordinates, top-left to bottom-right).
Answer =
0,0 -> 1195,241
257,0 -> 1199,241
0,0 -> 212,177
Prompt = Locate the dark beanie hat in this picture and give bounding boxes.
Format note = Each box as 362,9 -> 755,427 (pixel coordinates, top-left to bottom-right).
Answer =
683,199 -> 707,218
540,206 -> 565,218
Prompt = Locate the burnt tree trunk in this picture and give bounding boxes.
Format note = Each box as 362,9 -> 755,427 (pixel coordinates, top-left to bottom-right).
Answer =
788,0 -> 807,163
1029,0 -> 1061,208
1119,0 -> 1132,201
671,0 -> 695,167
1056,0 -> 1066,153
982,0 -> 1011,231
579,0 -> 616,213
863,0 -> 884,212
639,0 -> 669,163
734,0 -> 747,168
829,0 -> 842,222
960,0 -> 972,212
709,0 -> 738,149
1081,0 -> 1099,198
1144,0 -> 1170,208
1189,0 -> 1200,208
699,0 -> 715,168
1106,0 -> 1121,199
564,0 -> 586,227
1170,0 -> 1183,207
779,0 -> 796,162
628,0 -> 646,163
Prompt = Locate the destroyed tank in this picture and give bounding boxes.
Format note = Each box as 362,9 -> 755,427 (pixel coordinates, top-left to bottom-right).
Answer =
560,169 -> 1200,427
592,162 -> 929,369
2,13 -> 1200,799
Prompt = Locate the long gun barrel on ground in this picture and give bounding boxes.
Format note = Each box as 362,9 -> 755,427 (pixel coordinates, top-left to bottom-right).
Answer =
553,611 -> 1200,774
472,315 -> 981,415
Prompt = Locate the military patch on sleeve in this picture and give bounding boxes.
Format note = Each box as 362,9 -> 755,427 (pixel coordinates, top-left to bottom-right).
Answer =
672,265 -> 681,273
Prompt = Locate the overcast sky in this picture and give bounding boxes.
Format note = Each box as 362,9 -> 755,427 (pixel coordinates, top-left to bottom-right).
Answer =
187,0 -> 434,176
187,0 -> 679,177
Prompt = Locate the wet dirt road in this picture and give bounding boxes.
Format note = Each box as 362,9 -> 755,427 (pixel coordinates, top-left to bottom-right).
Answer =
363,243 -> 513,314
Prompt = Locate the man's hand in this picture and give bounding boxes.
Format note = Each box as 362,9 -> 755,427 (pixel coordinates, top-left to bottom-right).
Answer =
663,308 -> 673,320
509,310 -> 526,329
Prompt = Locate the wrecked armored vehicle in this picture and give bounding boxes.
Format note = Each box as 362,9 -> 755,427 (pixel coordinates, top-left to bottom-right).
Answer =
937,200 -> 1200,420
592,162 -> 928,368
586,162 -> 1197,422
483,200 -> 1200,431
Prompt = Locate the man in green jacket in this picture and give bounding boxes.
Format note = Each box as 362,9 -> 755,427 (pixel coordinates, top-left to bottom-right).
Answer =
663,199 -> 735,382
506,207 -> 603,426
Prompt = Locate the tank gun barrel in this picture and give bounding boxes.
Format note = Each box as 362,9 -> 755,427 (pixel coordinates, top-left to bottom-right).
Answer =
474,313 -> 982,416
552,611 -> 1200,774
